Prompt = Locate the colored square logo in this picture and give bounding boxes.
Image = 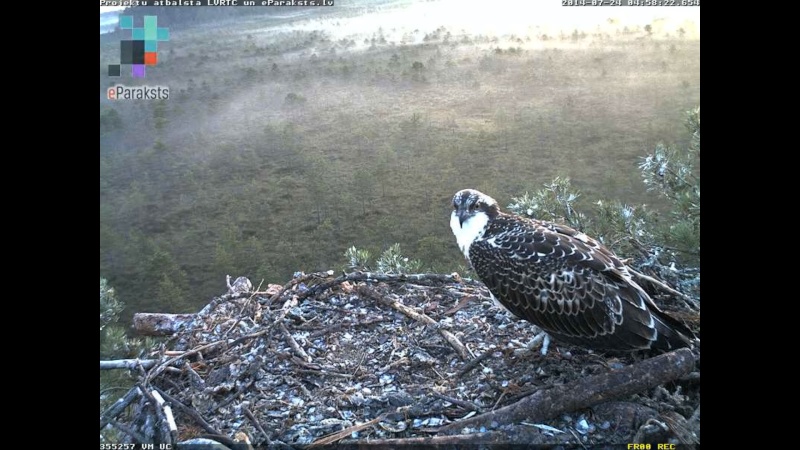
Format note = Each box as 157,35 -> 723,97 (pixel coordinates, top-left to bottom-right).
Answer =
108,15 -> 169,79
144,16 -> 158,40
132,65 -> 146,78
119,15 -> 133,29
120,40 -> 145,65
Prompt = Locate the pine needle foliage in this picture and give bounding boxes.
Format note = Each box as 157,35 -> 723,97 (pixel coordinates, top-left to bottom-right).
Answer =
508,107 -> 700,302
343,243 -> 422,274
377,243 -> 422,274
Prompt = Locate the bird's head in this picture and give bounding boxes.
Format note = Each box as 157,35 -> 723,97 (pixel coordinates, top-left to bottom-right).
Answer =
451,189 -> 499,227
450,189 -> 499,258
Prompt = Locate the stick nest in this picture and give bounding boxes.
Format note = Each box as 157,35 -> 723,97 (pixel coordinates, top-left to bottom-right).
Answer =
102,271 -> 700,448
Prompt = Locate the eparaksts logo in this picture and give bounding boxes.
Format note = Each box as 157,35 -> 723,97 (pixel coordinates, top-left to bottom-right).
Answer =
107,85 -> 170,100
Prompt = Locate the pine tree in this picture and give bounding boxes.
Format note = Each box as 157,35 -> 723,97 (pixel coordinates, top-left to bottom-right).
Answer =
508,107 -> 700,303
100,279 -> 160,443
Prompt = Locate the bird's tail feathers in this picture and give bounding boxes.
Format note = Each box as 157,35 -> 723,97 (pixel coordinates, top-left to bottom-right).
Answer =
652,311 -> 696,351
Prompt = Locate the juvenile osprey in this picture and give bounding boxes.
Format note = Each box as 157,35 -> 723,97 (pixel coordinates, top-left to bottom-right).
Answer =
450,189 -> 694,353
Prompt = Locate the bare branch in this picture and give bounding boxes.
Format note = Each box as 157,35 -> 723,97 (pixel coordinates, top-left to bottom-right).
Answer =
438,348 -> 695,435
153,387 -> 221,436
100,359 -> 159,370
628,267 -> 700,310
100,386 -> 140,431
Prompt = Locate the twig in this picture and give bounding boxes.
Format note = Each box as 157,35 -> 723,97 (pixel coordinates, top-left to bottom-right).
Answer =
229,327 -> 273,347
438,348 -> 696,435
151,390 -> 178,442
133,313 -> 197,336
100,386 -> 132,397
295,368 -> 355,379
628,267 -> 700,309
184,361 -> 205,389
492,390 -> 507,411
106,417 -> 148,443
242,405 -> 272,445
308,316 -> 387,339
284,374 -> 313,398
269,271 -> 331,303
444,295 -> 478,315
438,329 -> 470,361
138,384 -> 173,444
568,428 -> 588,449
302,271 -> 479,300
457,349 -> 493,378
100,386 -> 141,430
377,356 -> 410,374
288,355 -> 321,370
224,281 -> 266,336
225,300 -> 254,336
352,350 -> 367,377
146,340 -> 227,383
360,288 -> 470,361
307,413 -> 387,448
196,291 -> 250,317
280,322 -> 311,363
337,430 -> 543,446
148,327 -> 272,383
216,379 -> 254,411
431,392 -> 482,412
153,387 -> 221,435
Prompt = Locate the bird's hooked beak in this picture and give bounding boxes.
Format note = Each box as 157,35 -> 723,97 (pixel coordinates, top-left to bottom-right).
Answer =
457,206 -> 471,228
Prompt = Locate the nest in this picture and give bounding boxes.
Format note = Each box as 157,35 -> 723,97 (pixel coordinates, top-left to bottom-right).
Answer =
100,271 -> 700,448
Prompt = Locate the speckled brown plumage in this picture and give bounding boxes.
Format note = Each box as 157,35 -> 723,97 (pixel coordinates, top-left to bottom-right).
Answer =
451,189 -> 693,352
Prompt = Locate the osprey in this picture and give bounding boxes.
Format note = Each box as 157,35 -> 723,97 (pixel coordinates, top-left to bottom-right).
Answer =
450,188 -> 694,353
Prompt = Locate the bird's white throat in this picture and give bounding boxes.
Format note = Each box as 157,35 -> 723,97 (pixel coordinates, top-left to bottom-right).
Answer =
450,211 -> 490,260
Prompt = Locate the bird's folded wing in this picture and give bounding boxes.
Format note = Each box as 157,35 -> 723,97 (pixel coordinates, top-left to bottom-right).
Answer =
471,218 -> 658,346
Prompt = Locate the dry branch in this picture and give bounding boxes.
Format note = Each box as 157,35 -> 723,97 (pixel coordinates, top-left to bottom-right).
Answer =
336,430 -> 544,447
100,386 -> 140,430
438,348 -> 695,434
104,269 -> 699,447
457,349 -> 493,378
431,392 -> 482,412
196,291 -> 250,317
295,368 -> 355,379
146,340 -> 227,383
629,267 -> 699,310
138,384 -> 173,444
151,390 -> 178,442
301,271 -> 477,300
307,414 -> 387,448
100,359 -> 159,370
184,361 -> 205,388
153,387 -> 221,436
359,287 -> 470,360
107,417 -> 148,443
242,405 -> 272,445
280,322 -> 312,363
133,313 -> 196,336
